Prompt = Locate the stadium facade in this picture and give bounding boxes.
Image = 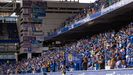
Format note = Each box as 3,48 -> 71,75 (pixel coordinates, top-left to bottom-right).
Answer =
0,0 -> 133,75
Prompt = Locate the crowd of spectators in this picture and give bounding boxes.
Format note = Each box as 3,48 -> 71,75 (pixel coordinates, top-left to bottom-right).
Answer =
0,0 -> 132,74
0,22 -> 132,75
0,48 -> 66,74
63,23 -> 133,71
53,0 -> 121,34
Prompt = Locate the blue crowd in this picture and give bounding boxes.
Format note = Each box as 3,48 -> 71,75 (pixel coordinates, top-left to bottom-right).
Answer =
0,0 -> 133,74
0,22 -> 132,74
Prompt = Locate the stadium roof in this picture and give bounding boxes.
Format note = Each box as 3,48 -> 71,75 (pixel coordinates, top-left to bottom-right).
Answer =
0,0 -> 96,3
0,0 -> 21,3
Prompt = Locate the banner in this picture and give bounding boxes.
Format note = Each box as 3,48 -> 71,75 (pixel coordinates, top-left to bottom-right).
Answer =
47,68 -> 133,75
32,1 -> 46,21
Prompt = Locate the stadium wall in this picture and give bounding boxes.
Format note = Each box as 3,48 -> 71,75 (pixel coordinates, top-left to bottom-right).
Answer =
47,68 -> 133,75
13,68 -> 133,75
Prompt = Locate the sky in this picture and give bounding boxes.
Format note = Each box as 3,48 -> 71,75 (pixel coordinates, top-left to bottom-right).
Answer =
79,0 -> 96,3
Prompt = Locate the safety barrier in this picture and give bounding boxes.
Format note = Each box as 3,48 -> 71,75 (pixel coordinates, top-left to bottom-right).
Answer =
13,68 -> 133,75
47,68 -> 133,75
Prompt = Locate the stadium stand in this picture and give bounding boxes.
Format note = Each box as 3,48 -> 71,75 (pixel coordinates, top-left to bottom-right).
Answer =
0,22 -> 132,74
49,0 -> 121,35
0,0 -> 133,75
0,17 -> 19,74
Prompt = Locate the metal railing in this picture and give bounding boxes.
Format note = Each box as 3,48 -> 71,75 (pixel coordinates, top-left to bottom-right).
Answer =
0,16 -> 17,23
